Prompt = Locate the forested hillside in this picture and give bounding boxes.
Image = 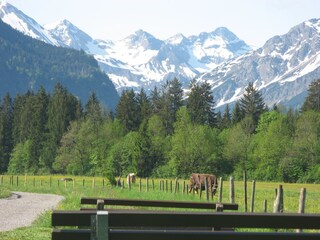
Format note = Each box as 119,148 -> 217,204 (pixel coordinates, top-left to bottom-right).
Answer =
0,20 -> 119,110
1,78 -> 320,184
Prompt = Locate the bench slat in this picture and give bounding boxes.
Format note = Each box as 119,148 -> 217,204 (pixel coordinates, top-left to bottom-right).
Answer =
81,198 -> 238,210
52,229 -> 91,240
109,230 -> 320,240
52,210 -> 320,229
52,210 -> 95,227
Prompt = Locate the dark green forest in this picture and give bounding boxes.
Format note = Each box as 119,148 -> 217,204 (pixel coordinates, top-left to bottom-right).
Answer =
1,78 -> 320,184
0,20 -> 119,110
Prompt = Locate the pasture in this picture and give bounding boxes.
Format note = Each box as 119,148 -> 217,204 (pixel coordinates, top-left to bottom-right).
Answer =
0,175 -> 319,240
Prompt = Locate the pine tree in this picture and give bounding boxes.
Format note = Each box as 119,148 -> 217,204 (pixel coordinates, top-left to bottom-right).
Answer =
44,83 -> 79,171
137,88 -> 151,124
239,82 -> 266,127
232,101 -> 243,125
0,94 -> 13,173
302,79 -> 320,112
187,80 -> 216,127
157,78 -> 184,135
150,86 -> 161,114
116,89 -> 139,132
222,104 -> 231,129
169,78 -> 184,123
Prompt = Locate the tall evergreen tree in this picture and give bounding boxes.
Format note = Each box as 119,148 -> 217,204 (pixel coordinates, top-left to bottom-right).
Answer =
169,78 -> 184,123
239,82 -> 266,128
232,101 -> 243,125
187,80 -> 216,127
116,89 -> 139,132
0,94 -> 13,173
44,83 -> 79,172
30,87 -> 49,172
157,78 -> 184,135
221,104 -> 231,129
150,86 -> 162,115
137,88 -> 152,124
302,79 -> 320,112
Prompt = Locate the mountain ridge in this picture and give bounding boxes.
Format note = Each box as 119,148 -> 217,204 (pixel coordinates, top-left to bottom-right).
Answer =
1,1 -> 320,110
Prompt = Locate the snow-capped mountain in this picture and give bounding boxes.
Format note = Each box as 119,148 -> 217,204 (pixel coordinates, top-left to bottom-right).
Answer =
0,1 -> 251,94
0,1 -> 58,45
2,1 -> 320,110
199,18 -> 320,109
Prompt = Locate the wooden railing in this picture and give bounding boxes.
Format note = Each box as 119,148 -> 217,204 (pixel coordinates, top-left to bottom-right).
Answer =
51,198 -> 320,240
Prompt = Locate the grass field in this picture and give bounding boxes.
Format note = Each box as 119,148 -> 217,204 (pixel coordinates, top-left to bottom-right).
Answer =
0,175 -> 319,240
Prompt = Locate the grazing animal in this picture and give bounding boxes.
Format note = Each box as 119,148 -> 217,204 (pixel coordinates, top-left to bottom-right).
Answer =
188,173 -> 218,195
126,173 -> 136,185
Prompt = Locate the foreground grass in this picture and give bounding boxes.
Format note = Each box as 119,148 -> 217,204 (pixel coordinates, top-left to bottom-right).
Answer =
0,175 -> 319,240
0,186 -> 11,198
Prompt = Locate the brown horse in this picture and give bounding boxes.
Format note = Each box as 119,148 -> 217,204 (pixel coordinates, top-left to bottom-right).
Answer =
189,173 -> 218,195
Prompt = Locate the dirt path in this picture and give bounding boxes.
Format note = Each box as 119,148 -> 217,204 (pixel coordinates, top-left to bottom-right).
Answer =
0,192 -> 64,231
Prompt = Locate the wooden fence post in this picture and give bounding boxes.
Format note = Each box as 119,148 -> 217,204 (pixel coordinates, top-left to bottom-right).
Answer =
97,199 -> 104,210
174,178 -> 178,194
152,179 -> 154,190
273,185 -> 284,213
139,178 -> 142,192
128,175 -> 131,190
82,179 -> 85,188
250,180 -> 256,212
25,175 -> 27,187
230,176 -> 235,204
92,178 -> 95,188
165,180 -> 168,192
146,178 -> 149,192
244,171 -> 247,212
218,177 -> 223,203
264,199 -> 267,212
297,187 -> 307,233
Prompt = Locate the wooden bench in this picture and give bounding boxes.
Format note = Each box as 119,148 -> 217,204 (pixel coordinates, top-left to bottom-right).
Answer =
52,210 -> 320,240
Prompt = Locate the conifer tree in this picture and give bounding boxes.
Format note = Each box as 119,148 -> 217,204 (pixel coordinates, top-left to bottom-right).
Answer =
137,88 -> 151,123
187,80 -> 216,127
222,104 -> 232,129
239,82 -> 266,127
116,89 -> 139,132
232,101 -> 243,125
302,79 -> 320,112
0,94 -> 13,173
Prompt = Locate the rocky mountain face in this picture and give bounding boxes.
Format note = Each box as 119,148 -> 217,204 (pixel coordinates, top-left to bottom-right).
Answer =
1,1 -> 320,109
199,18 -> 320,109
0,2 -> 251,93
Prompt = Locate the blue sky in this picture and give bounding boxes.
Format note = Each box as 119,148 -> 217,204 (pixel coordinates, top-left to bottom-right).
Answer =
5,0 -> 320,47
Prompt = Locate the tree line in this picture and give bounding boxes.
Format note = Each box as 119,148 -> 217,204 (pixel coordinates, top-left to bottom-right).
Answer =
1,78 -> 320,184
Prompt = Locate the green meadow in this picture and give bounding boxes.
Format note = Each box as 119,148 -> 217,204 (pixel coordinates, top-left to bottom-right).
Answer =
0,175 -> 319,240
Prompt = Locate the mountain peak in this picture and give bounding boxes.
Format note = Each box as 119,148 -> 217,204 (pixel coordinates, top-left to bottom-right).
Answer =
212,27 -> 238,40
166,33 -> 187,45
123,29 -> 162,50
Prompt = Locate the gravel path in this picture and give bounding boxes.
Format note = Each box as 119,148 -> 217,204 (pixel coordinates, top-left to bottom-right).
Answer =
0,192 -> 65,231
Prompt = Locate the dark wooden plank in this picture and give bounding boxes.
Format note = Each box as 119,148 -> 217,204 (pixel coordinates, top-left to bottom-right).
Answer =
80,198 -> 238,210
106,210 -> 320,229
52,210 -> 96,227
109,230 -> 320,240
52,229 -> 91,240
